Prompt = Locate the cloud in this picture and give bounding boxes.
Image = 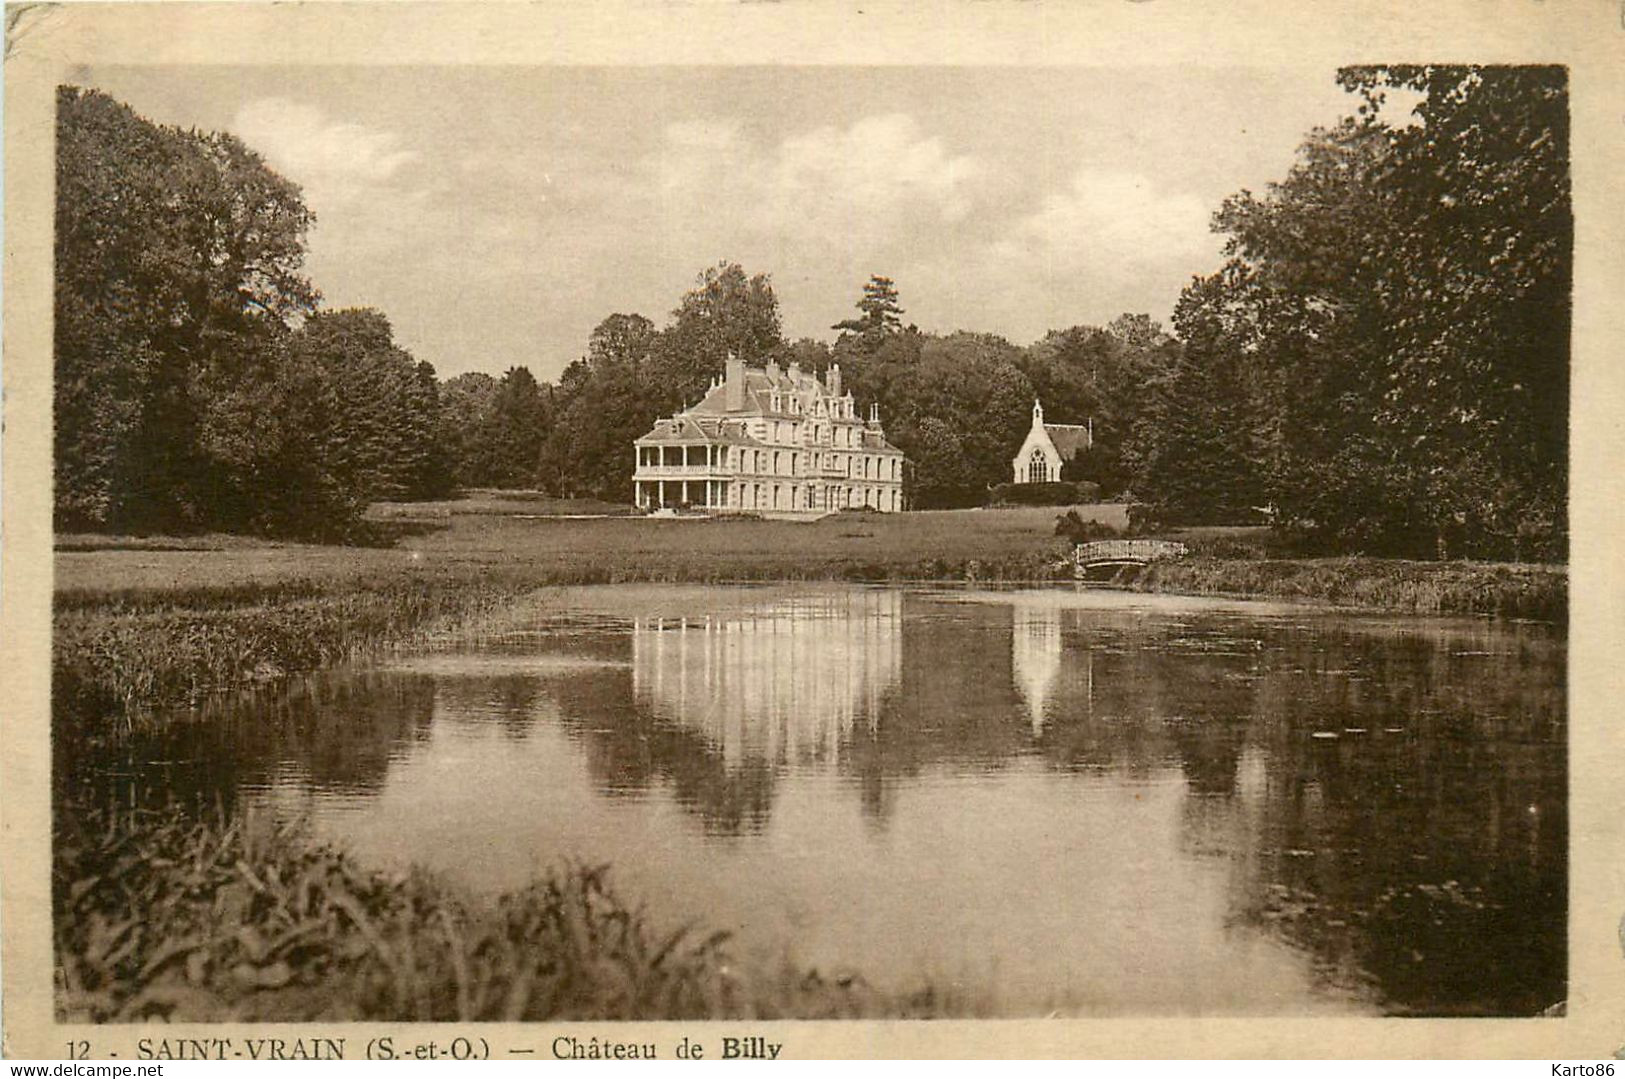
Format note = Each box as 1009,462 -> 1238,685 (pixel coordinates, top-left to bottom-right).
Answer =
231,98 -> 419,206
773,113 -> 985,222
1004,167 -> 1213,268
226,97 -> 446,273
620,116 -> 1224,343
959,166 -> 1221,340
626,110 -> 996,324
646,112 -> 987,239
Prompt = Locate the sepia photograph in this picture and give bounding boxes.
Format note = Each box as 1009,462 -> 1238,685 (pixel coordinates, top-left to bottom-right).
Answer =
5,0 -> 1621,1061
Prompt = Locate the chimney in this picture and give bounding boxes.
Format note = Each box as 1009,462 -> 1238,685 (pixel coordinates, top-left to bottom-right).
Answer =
765,360 -> 782,382
869,402 -> 880,425
725,352 -> 744,411
829,363 -> 842,397
787,360 -> 801,381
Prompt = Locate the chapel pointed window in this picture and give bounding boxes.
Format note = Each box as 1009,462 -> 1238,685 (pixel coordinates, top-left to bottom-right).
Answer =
1029,447 -> 1049,484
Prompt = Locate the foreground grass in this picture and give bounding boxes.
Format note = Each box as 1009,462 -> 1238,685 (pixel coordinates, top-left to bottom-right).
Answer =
56,803 -> 970,1022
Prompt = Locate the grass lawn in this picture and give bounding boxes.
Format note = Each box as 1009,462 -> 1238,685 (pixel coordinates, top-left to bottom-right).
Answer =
368,490 -> 637,519
57,502 -> 1120,595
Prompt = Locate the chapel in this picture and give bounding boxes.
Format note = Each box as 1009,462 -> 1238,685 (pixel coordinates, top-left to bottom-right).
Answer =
1011,400 -> 1092,485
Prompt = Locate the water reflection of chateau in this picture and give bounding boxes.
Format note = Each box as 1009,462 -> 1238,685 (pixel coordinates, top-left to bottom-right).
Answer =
632,591 -> 902,767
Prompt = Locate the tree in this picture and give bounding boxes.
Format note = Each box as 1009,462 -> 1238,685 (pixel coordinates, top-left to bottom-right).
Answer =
876,333 -> 1033,507
908,417 -> 982,508
586,313 -> 658,371
54,85 -> 320,533
482,367 -> 551,489
542,360 -> 658,500
1344,65 -> 1569,558
1171,66 -> 1569,557
1017,319 -> 1178,499
1106,313 -> 1167,351
285,308 -> 451,502
538,313 -> 663,499
653,262 -> 783,410
1137,269 -> 1270,524
777,337 -> 832,373
438,372 -> 500,488
833,275 -> 906,337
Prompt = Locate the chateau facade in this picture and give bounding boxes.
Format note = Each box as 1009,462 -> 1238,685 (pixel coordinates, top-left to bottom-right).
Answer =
633,356 -> 906,513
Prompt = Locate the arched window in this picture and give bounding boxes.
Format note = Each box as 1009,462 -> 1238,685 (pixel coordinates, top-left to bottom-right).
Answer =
1028,447 -> 1049,483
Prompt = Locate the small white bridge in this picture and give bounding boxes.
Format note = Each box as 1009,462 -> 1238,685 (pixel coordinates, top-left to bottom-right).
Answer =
1074,539 -> 1189,573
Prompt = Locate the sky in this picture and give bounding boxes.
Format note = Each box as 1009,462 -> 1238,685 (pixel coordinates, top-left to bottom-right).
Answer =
79,65 -> 1380,382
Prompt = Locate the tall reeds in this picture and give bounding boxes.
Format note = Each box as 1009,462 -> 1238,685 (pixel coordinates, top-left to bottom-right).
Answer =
1130,557 -> 1566,622
54,803 -> 972,1022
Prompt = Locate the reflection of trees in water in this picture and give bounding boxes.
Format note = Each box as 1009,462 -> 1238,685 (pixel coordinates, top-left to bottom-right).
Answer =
1227,646 -> 1565,1016
545,665 -> 777,836
1142,619 -> 1566,1016
831,598 -> 1564,1015
842,601 -> 1028,815
60,591 -> 1564,1014
433,675 -> 545,742
60,672 -> 439,818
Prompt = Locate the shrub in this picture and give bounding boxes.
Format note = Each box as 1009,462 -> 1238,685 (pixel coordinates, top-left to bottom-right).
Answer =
1125,503 -> 1164,535
990,482 -> 1089,507
1054,510 -> 1120,544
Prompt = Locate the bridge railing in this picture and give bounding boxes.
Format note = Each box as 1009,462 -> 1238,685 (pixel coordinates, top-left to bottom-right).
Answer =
1074,539 -> 1189,567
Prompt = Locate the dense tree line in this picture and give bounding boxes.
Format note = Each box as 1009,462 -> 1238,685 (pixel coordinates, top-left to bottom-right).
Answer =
55,87 -> 451,539
58,69 -> 1568,561
1136,66 -> 1569,559
447,265 -> 1173,509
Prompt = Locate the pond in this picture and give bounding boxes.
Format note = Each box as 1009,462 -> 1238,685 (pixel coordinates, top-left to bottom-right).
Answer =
76,584 -> 1566,1016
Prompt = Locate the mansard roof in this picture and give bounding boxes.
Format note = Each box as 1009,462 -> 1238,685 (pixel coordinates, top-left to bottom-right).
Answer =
635,415 -> 764,446
688,368 -> 845,419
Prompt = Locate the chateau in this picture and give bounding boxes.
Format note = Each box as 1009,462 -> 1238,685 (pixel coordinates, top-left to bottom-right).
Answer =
633,356 -> 906,513
1011,400 -> 1091,485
